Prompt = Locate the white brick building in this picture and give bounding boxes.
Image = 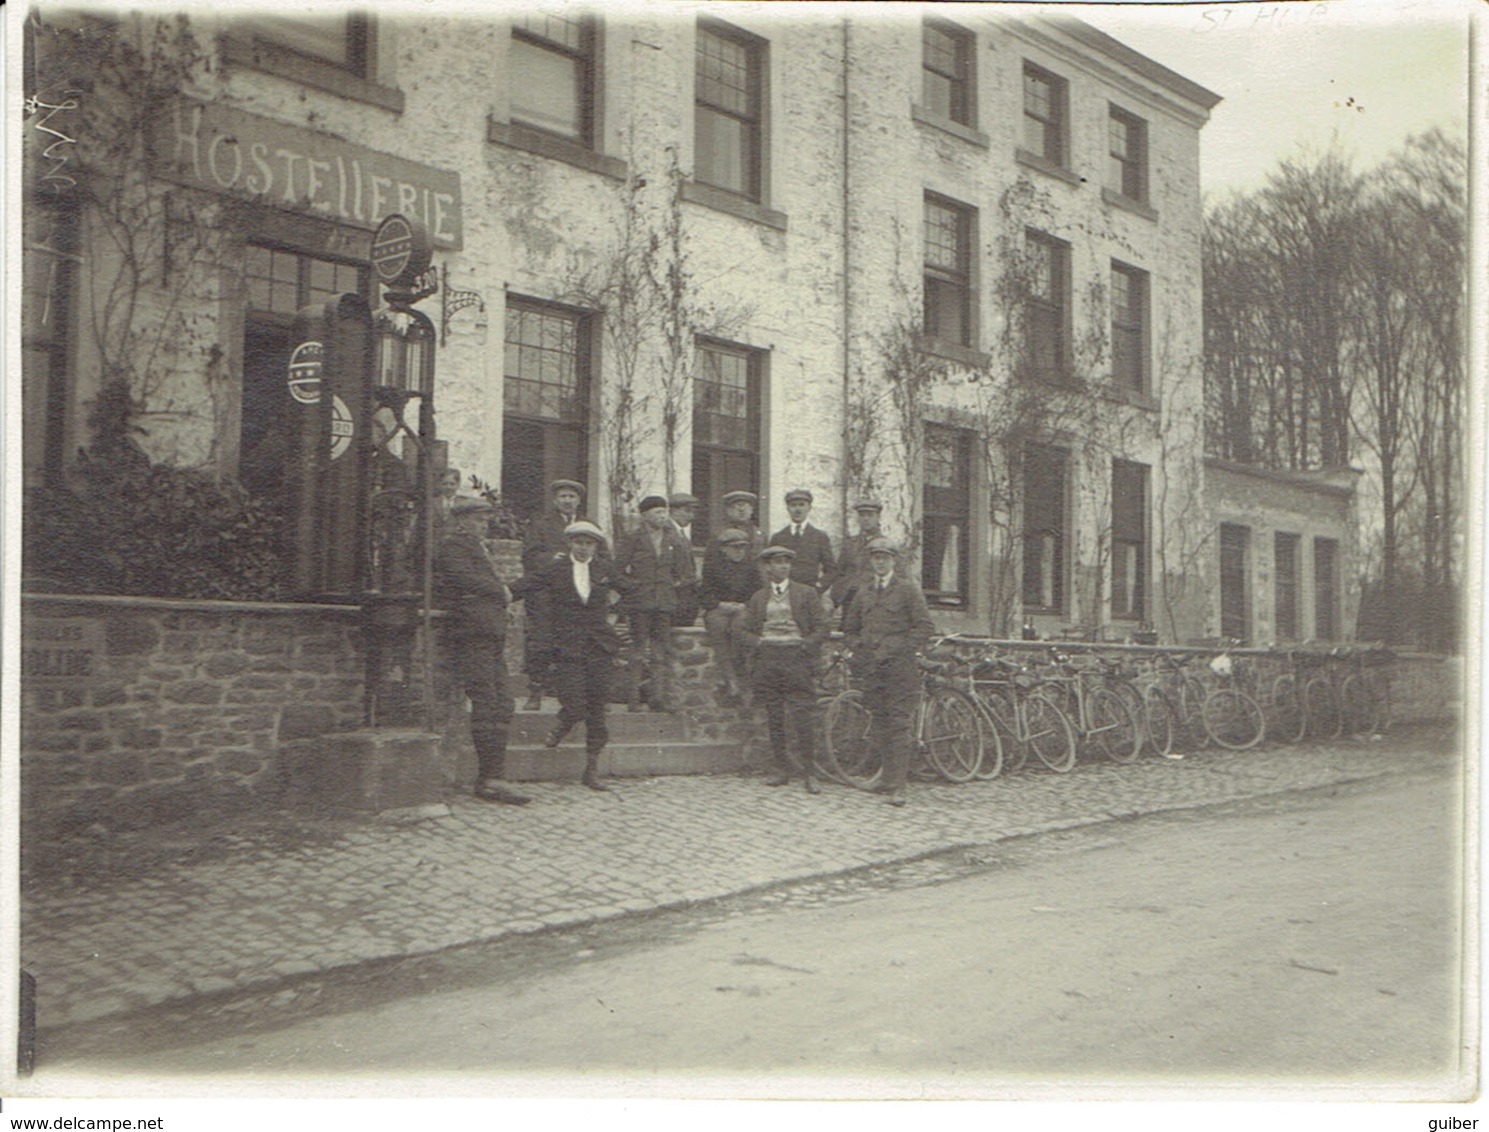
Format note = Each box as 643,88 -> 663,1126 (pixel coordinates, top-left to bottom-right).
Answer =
24,5 -> 1336,644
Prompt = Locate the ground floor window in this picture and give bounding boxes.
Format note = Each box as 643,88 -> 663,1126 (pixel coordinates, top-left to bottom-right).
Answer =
923,423 -> 972,607
1314,536 -> 1339,640
1274,532 -> 1300,641
692,338 -> 762,546
1219,522 -> 1251,643
501,298 -> 591,523
1110,459 -> 1148,621
1021,443 -> 1066,615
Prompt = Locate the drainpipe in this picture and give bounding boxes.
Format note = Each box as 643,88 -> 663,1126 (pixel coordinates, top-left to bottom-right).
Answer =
840,16 -> 852,531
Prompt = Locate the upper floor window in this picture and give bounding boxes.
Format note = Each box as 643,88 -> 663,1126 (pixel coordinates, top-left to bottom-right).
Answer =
511,12 -> 595,144
1108,105 -> 1149,203
695,20 -> 764,201
922,19 -> 974,128
248,13 -> 373,77
1022,62 -> 1068,167
924,194 -> 974,349
1022,444 -> 1067,615
1111,459 -> 1148,622
1111,261 -> 1149,393
923,424 -> 972,607
692,339 -> 764,547
1024,230 -> 1069,382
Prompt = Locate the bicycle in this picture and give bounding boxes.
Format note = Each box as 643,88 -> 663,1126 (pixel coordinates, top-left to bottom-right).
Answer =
1094,650 -> 1176,759
821,644 -> 985,789
1199,650 -> 1265,750
968,653 -> 1078,774
1043,649 -> 1143,764
1263,648 -> 1308,745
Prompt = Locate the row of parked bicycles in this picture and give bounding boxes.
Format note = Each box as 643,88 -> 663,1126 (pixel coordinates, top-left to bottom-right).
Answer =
813,636 -> 1396,791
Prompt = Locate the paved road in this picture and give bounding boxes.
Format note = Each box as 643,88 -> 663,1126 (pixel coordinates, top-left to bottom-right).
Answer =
41,764 -> 1469,1098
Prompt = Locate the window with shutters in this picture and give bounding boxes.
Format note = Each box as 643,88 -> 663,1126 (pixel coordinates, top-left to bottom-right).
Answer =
1275,532 -> 1300,641
1314,537 -> 1339,640
1219,523 -> 1251,643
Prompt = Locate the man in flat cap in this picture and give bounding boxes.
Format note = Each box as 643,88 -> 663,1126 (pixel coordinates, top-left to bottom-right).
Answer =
699,527 -> 763,704
435,496 -> 530,805
704,490 -> 765,578
512,520 -> 629,791
519,479 -> 589,710
768,489 -> 836,595
742,545 -> 829,793
667,492 -> 702,626
614,495 -> 696,712
844,537 -> 934,807
829,499 -> 885,627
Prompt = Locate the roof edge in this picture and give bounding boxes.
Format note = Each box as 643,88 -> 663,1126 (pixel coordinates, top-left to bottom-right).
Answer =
1039,15 -> 1223,112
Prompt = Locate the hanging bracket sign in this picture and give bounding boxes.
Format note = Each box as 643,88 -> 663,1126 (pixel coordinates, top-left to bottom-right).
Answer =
371,213 -> 433,290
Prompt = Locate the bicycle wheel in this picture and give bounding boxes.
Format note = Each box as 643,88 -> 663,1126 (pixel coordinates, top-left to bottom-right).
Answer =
1202,687 -> 1265,750
1337,674 -> 1378,737
1175,676 -> 1208,746
1268,674 -> 1306,745
922,686 -> 985,783
1023,691 -> 1077,773
1303,677 -> 1342,741
1085,687 -> 1142,764
1141,685 -> 1175,758
823,690 -> 880,789
977,687 -> 1025,774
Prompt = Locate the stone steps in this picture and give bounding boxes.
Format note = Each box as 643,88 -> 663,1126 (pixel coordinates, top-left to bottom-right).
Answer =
503,740 -> 746,782
508,707 -> 689,746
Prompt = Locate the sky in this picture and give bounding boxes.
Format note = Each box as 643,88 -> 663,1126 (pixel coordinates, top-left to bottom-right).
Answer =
1070,0 -> 1472,198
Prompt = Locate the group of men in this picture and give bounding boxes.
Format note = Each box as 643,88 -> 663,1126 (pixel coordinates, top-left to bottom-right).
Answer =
434,478 -> 935,809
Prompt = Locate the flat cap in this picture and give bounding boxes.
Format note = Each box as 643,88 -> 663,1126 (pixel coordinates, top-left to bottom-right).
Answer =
853,499 -> 883,512
563,520 -> 605,541
638,494 -> 669,513
865,537 -> 900,556
722,490 -> 757,506
548,479 -> 585,496
668,492 -> 699,508
784,488 -> 813,504
759,545 -> 797,561
449,496 -> 494,516
717,528 -> 750,546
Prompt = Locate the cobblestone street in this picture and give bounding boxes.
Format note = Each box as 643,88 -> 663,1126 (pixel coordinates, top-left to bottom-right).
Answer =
20,723 -> 1460,1048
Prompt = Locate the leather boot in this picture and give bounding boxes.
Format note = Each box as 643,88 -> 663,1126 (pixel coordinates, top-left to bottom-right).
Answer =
581,750 -> 609,792
473,726 -> 531,805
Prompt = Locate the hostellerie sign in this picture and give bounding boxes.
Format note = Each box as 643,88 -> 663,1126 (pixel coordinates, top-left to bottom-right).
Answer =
157,100 -> 463,248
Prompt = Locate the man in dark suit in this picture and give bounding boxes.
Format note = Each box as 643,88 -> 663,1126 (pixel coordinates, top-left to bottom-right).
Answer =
844,537 -> 935,807
742,545 -> 829,794
614,495 -> 696,712
512,521 -> 627,792
434,497 -> 530,806
520,478 -> 587,710
768,489 -> 836,596
829,499 -> 884,626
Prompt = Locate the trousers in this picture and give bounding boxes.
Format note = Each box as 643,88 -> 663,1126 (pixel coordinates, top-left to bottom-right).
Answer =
627,610 -> 675,708
703,606 -> 751,684
862,650 -> 918,792
550,650 -> 613,754
752,644 -> 820,773
446,631 -> 515,782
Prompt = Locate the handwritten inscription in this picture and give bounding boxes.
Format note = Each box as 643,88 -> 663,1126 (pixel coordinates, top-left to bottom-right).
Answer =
1198,5 -> 1330,31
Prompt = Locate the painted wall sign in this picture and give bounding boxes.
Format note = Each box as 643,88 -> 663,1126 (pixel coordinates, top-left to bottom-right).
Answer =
157,100 -> 462,249
23,618 -> 105,682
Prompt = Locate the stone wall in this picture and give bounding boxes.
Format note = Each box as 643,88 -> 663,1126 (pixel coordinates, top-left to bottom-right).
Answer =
22,595 -> 365,837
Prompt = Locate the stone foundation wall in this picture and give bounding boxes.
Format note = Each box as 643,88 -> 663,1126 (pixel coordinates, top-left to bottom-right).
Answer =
22,595 -> 365,837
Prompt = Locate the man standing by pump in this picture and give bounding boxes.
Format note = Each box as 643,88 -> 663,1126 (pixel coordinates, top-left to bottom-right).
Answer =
435,496 -> 530,806
520,478 -> 587,710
